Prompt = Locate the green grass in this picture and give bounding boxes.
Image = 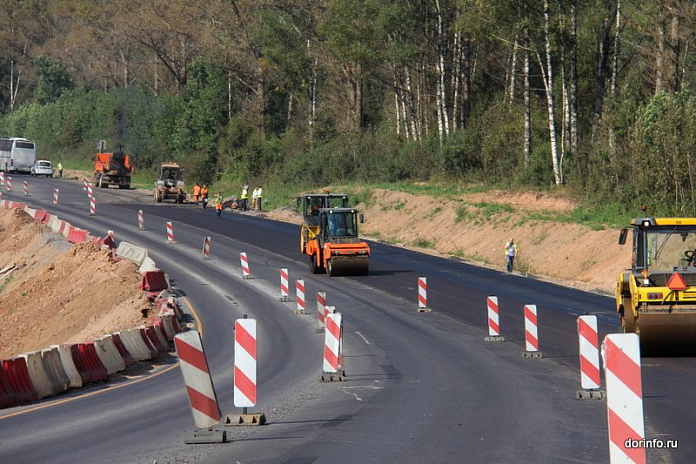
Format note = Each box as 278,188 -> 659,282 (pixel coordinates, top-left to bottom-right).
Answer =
0,275 -> 13,294
412,237 -> 436,249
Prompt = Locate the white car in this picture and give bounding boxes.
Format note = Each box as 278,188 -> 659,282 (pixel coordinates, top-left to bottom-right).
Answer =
31,160 -> 53,177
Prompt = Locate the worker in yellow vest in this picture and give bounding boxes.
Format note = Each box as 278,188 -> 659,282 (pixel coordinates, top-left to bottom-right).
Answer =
240,184 -> 249,211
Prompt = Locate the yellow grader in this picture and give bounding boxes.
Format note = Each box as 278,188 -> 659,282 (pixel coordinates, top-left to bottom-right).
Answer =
617,216 -> 696,354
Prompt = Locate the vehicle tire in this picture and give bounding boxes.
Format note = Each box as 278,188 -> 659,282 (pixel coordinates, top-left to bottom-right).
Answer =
326,259 -> 333,277
620,298 -> 636,333
309,255 -> 320,274
98,175 -> 106,188
154,188 -> 162,202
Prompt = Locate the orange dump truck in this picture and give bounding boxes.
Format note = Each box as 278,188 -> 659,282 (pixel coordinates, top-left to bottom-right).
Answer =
94,151 -> 134,189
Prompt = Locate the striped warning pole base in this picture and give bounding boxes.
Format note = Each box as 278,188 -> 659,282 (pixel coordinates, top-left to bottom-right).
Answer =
417,277 -> 431,312
224,318 -> 266,426
6,177 -> 11,191
89,196 -> 96,216
138,210 -> 146,230
316,292 -> 327,331
280,268 -> 289,301
602,333 -> 646,464
166,221 -> 177,244
295,279 -> 306,314
522,304 -> 542,358
53,189 -> 59,204
484,296 -> 505,342
173,331 -> 225,443
577,315 -> 604,399
23,181 -> 28,196
202,236 -> 211,259
240,252 -> 251,279
321,311 -> 345,381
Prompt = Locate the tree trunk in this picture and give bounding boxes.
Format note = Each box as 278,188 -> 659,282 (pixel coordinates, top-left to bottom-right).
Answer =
670,3 -> 681,93
656,11 -> 666,94
569,0 -> 579,163
541,0 -> 562,185
452,32 -> 461,131
591,0 -> 615,142
610,0 -> 621,99
508,35 -> 519,103
524,30 -> 531,170
435,0 -> 450,145
309,51 -> 318,144
405,66 -> 419,140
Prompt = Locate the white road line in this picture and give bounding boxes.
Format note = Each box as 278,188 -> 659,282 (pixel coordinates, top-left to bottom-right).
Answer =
356,331 -> 371,345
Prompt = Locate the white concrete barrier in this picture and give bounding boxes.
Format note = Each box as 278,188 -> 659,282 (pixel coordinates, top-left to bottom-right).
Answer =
19,351 -> 59,399
41,347 -> 70,393
53,344 -> 83,389
118,329 -> 153,362
24,207 -> 36,218
138,256 -> 158,273
94,335 -> 126,375
116,241 -> 148,266
160,314 -> 177,341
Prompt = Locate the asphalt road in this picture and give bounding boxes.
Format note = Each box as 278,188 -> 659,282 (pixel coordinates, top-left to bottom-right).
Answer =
0,176 -> 693,463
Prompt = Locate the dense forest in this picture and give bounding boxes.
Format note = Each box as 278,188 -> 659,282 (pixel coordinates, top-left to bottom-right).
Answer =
0,1 -> 694,213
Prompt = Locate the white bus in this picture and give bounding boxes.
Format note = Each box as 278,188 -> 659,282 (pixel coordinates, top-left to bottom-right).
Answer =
0,138 -> 36,174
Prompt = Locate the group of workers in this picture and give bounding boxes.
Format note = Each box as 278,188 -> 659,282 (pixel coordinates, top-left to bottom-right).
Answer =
239,184 -> 263,211
191,182 -> 263,217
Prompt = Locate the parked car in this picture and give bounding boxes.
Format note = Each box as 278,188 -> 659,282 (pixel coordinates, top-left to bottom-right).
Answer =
31,159 -> 53,177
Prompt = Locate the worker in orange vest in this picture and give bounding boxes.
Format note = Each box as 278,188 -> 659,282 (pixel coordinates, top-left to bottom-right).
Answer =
215,192 -> 223,217
200,184 -> 209,209
192,183 -> 201,204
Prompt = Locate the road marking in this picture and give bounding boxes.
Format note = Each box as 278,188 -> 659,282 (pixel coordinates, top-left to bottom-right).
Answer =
0,295 -> 204,420
356,331 -> 371,345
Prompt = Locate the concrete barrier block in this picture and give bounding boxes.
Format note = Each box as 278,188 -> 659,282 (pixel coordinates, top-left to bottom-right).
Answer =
34,210 -> 47,223
117,329 -> 152,362
94,336 -> 126,375
138,256 -> 158,274
140,270 -> 168,292
53,344 -> 83,389
24,207 -> 36,218
116,241 -> 148,266
48,215 -> 61,233
0,365 -> 17,409
67,229 -> 89,244
160,314 -> 177,341
77,343 -> 108,382
2,358 -> 38,405
19,351 -> 58,400
144,326 -> 166,355
40,347 -> 69,394
110,333 -> 134,366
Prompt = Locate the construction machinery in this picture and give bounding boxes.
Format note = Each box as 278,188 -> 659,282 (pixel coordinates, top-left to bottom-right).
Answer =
299,194 -> 350,253
154,163 -> 186,203
93,150 -> 134,188
617,216 -> 696,354
301,195 -> 369,276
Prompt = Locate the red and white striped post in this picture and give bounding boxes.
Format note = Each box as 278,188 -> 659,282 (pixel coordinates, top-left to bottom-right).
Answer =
0,171 -> 4,186
203,236 -> 211,259
234,318 -> 257,408
322,311 -> 344,381
0,191 -> 2,200
166,221 -> 177,243
316,292 -> 327,326
484,296 -> 505,342
417,276 -> 430,312
87,183 -> 93,198
279,268 -> 289,301
23,181 -> 28,196
523,304 -> 542,358
53,189 -> 59,204
83,177 -> 88,191
240,252 -> 251,279
295,279 -> 306,314
577,315 -> 603,399
6,176 -> 11,191
138,210 -> 146,230
89,195 -> 96,216
602,334 -> 646,464
173,331 -> 224,442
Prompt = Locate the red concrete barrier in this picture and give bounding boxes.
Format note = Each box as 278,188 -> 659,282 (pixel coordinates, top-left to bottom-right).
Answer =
41,213 -> 52,226
0,365 -> 17,408
140,270 -> 168,292
2,358 -> 38,405
77,343 -> 108,382
138,328 -> 158,359
153,319 -> 170,343
70,344 -> 93,385
111,333 -> 134,366
33,210 -> 47,223
67,229 -> 89,244
144,326 -> 166,355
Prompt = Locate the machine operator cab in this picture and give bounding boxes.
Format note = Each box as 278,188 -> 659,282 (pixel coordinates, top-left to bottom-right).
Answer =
301,194 -> 349,226
319,208 -> 364,244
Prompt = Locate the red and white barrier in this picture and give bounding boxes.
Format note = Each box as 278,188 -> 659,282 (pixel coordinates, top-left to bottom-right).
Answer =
234,319 -> 257,407
323,311 -> 343,376
485,296 -> 505,341
578,315 -> 601,391
203,236 -> 211,259
53,189 -> 59,204
417,277 -> 429,311
89,196 -> 96,216
296,279 -> 306,313
523,304 -> 541,357
240,252 -> 251,278
6,177 -> 11,191
166,221 -> 176,243
0,171 -> 4,186
138,210 -> 146,230
602,334 -> 646,464
87,183 -> 93,198
174,330 -> 223,429
317,292 -> 327,326
23,181 -> 28,195
280,268 -> 289,301
83,177 -> 88,191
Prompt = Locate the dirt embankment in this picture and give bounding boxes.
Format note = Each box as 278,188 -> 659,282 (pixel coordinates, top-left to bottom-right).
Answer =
265,188 -> 627,295
0,209 -> 150,358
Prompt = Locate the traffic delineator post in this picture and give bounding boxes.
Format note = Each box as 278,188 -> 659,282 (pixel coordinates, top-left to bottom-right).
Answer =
166,221 -> 177,244
89,196 -> 96,216
87,183 -> 93,198
522,304 -> 542,358
577,315 -> 605,400
484,296 -> 505,342
225,318 -> 266,426
602,333 -> 646,464
0,171 -> 4,186
279,268 -> 289,301
295,279 -> 306,314
417,277 -> 431,312
321,311 -> 345,381
6,177 -> 11,191
174,330 -> 225,444
203,236 -> 211,259
315,291 -> 327,332
83,177 -> 88,191
23,181 -> 28,196
138,210 -> 146,230
53,189 -> 59,204
240,252 -> 252,279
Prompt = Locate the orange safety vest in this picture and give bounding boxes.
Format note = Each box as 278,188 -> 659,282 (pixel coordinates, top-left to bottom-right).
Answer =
201,187 -> 209,198
193,185 -> 201,196
215,196 -> 223,210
